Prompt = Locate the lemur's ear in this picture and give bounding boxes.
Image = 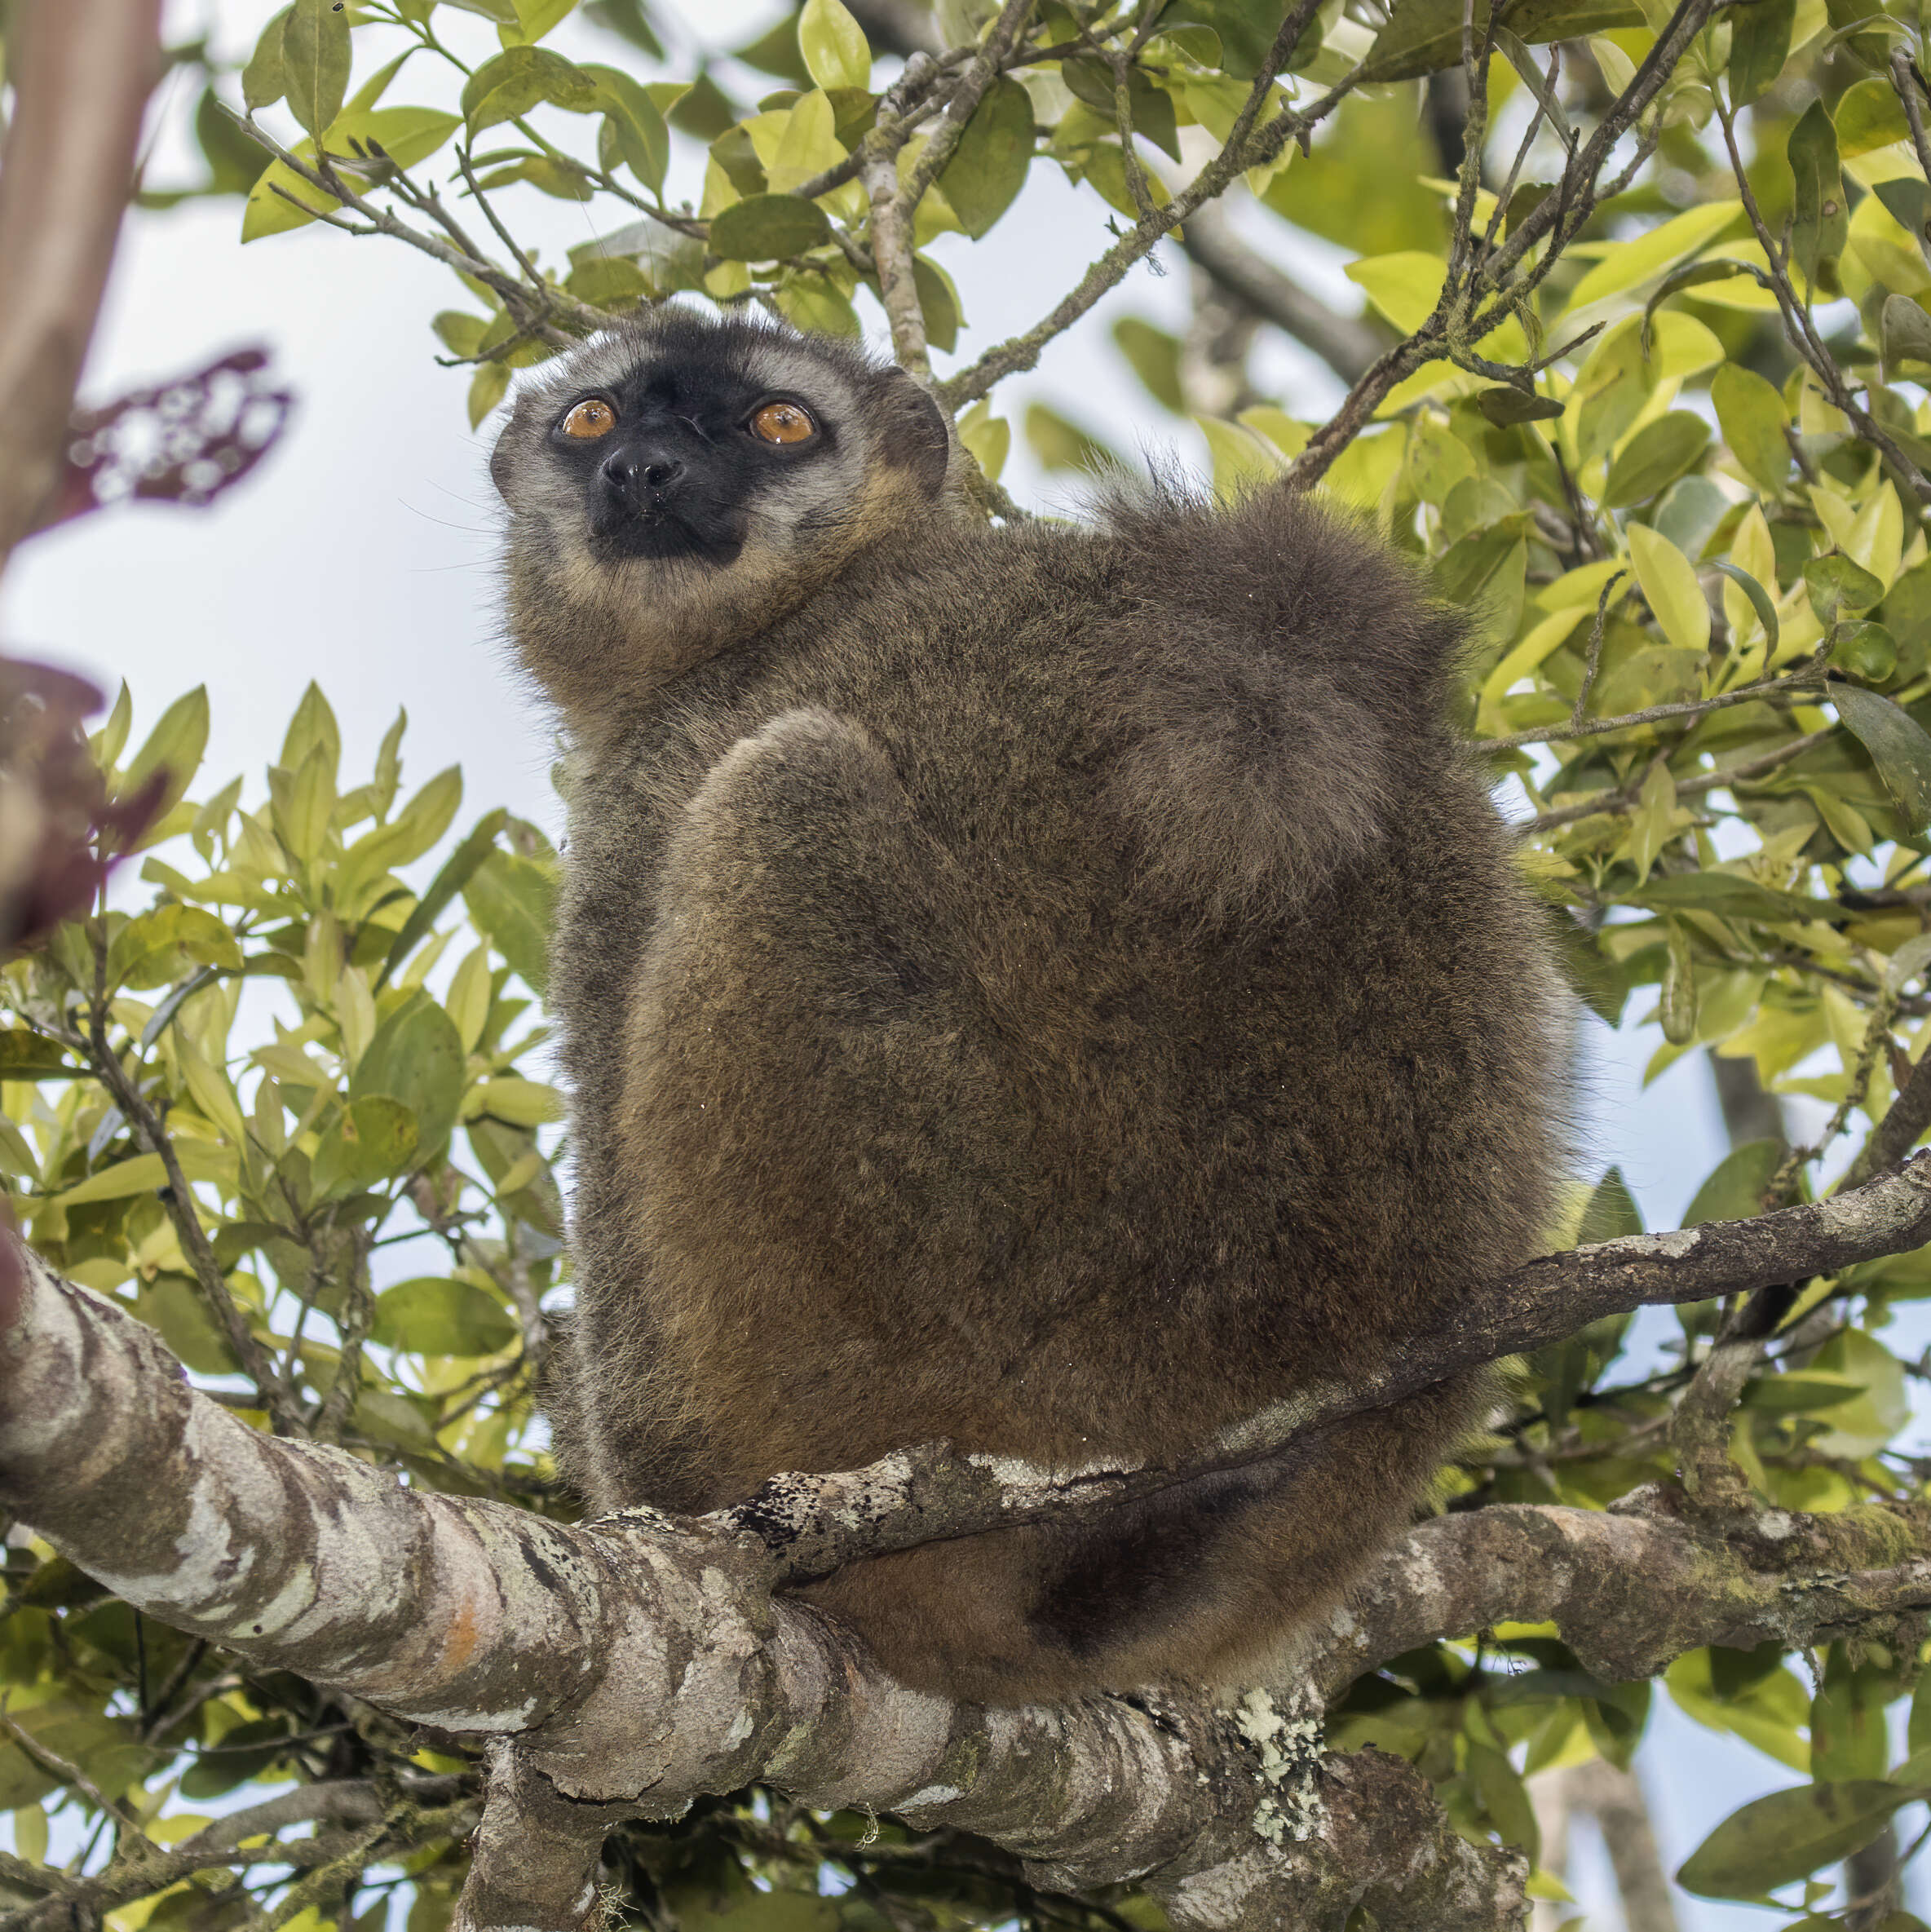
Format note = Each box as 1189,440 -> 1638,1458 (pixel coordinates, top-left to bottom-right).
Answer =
489,409 -> 521,504
877,367 -> 952,498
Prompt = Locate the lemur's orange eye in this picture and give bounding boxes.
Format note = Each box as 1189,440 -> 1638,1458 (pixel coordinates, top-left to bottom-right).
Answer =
561,398 -> 618,439
750,400 -> 815,444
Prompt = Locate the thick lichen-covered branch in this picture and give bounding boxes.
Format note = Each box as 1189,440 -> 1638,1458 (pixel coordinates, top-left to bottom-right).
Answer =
1309,1493 -> 1931,1696
0,1245 -> 1526,1932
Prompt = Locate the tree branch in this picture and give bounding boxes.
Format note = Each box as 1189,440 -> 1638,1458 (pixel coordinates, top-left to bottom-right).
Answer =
1177,203 -> 1386,386
0,0 -> 162,573
1308,1492 -> 1931,1696
0,1243 -> 1529,1932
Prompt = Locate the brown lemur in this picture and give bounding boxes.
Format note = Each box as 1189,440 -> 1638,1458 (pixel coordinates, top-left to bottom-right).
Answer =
491,304 -> 1569,1706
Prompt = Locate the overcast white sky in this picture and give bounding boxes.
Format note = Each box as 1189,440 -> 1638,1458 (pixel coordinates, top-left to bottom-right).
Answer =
0,2 -> 1911,1921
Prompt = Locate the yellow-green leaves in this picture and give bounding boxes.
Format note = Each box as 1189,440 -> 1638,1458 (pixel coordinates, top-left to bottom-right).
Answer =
1628,524 -> 1709,655
1563,201 -> 1742,311
464,851 -> 557,993
282,0 -> 352,135
798,0 -> 871,93
1711,363 -> 1791,493
349,991 -> 465,1156
123,686 -> 210,840
1788,99 -> 1848,287
460,46 -> 600,138
1601,410 -> 1708,508
1728,0 -> 1796,105
373,1276 -> 519,1355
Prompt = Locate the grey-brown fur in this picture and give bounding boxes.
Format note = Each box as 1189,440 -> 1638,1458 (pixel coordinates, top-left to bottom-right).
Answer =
493,307 -> 1569,1705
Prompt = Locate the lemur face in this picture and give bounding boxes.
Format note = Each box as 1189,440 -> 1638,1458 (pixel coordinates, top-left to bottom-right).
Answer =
490,307 -> 956,718
491,307 -> 950,575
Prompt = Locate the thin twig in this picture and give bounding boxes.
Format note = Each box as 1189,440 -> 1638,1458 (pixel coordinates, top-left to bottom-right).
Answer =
936,0 -> 1328,409
1477,667 -> 1819,755
79,976 -> 298,1432
1523,723 -> 1836,833
1569,570 -> 1627,730
895,0 -> 1037,214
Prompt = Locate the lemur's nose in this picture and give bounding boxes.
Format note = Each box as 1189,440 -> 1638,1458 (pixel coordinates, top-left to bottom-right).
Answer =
600,446 -> 683,501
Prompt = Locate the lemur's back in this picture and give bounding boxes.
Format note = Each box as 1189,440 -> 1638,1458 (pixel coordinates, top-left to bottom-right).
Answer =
546,488 -> 1566,1704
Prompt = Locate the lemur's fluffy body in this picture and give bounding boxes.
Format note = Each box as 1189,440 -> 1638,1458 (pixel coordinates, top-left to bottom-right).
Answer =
490,307 -> 1567,1704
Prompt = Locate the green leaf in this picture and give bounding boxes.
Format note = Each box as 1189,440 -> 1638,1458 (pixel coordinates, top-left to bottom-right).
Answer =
1115,318 -> 1185,413
380,808 -> 508,986
1578,1165 -> 1644,1243
1360,0 -> 1644,82
1741,1371 -> 1862,1412
1712,363 -> 1792,494
1492,26 -> 1571,147
1710,563 -> 1781,656
1832,619 -> 1898,683
464,1076 -> 566,1126
1475,386 -> 1565,426
0,1712 -> 145,1811
936,78 -> 1035,240
179,1716 -> 292,1798
1729,0 -> 1796,105
798,0 -> 870,92
1602,410 -> 1709,509
775,272 -> 861,336
1682,1138 -> 1786,1226
281,0 -> 352,135
1812,1646 -> 1893,1781
136,1274 -> 241,1376
709,192 -> 831,260
463,851 -> 557,993
348,991 -> 465,1157
1883,294 -> 1931,375
108,904 -> 244,990
123,687 -> 210,842
1806,551 -> 1886,625
510,0 -> 577,39
312,1095 -> 420,1200
581,63 -> 669,192
459,46 -> 601,136
281,679 -> 340,779
1628,524 -> 1709,656
1832,683 -> 1931,833
373,1276 -> 519,1355
1677,1783 -> 1922,1900
1875,176 -> 1931,250
1788,99 -> 1849,286
912,254 -> 961,354
325,105 -> 463,173
242,7 -> 292,112
1660,918 -> 1697,1043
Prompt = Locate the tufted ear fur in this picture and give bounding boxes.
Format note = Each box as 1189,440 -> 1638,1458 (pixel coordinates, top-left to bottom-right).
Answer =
874,368 -> 952,498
